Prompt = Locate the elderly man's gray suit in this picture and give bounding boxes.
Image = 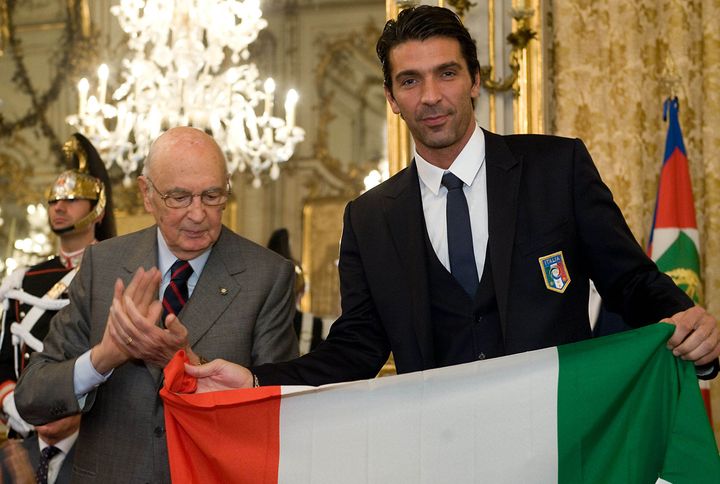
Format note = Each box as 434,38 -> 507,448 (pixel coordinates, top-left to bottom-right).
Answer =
15,225 -> 298,483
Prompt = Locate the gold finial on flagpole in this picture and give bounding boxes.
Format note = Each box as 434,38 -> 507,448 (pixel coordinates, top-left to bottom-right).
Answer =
659,53 -> 681,100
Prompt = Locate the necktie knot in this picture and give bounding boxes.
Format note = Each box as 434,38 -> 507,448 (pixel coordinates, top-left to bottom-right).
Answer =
441,172 -> 464,191
41,445 -> 61,460
170,259 -> 192,283
163,260 -> 193,321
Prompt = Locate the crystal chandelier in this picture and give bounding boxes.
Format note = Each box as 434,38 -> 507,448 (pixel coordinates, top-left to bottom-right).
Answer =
67,0 -> 304,188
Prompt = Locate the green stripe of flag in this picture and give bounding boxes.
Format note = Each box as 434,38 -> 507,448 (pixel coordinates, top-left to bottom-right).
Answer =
558,324 -> 720,483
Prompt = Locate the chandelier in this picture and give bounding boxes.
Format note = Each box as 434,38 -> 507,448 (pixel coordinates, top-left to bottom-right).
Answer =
67,0 -> 304,188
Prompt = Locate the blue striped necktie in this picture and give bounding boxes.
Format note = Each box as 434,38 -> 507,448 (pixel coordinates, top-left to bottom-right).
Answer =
162,259 -> 193,321
442,172 -> 479,296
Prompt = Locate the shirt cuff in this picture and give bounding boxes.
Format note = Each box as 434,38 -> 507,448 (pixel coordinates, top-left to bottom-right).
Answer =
73,350 -> 113,400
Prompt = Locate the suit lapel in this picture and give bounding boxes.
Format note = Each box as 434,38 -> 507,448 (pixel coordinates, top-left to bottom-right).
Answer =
483,129 -> 522,334
180,227 -> 244,347
121,226 -> 159,276
382,163 -> 434,368
145,227 -> 243,383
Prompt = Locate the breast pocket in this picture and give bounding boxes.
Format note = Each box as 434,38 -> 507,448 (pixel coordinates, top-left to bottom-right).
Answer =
518,219 -> 571,256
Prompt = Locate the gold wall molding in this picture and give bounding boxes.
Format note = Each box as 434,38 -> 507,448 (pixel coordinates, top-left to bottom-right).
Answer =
312,21 -> 383,193
385,0 -> 413,175
301,197 -> 347,317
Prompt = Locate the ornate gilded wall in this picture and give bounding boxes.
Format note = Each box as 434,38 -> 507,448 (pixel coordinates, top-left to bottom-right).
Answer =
550,0 -> 720,440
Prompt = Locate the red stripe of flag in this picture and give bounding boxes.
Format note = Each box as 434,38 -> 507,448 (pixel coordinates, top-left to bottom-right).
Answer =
653,147 -> 697,228
161,352 -> 281,483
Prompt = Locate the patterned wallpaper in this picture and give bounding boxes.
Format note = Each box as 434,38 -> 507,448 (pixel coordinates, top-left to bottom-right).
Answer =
550,0 -> 720,440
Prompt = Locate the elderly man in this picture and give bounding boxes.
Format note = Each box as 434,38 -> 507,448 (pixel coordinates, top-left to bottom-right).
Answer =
14,127 -> 298,482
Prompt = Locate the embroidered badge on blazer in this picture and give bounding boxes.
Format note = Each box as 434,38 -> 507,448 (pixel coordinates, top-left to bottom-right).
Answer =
539,251 -> 571,293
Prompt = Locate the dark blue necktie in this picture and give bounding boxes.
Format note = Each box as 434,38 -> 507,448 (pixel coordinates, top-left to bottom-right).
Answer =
442,172 -> 479,296
36,445 -> 61,484
162,259 -> 193,321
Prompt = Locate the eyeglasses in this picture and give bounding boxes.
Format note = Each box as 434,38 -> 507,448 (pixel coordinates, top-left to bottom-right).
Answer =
144,177 -> 230,209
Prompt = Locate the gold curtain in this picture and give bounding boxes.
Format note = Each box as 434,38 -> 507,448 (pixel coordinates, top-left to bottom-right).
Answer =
551,0 -> 720,441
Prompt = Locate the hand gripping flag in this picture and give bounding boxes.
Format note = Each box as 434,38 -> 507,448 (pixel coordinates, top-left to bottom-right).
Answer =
647,97 -> 713,425
161,325 -> 720,484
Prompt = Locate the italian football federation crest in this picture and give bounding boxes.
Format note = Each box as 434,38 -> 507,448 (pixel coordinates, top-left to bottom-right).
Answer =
539,251 -> 571,293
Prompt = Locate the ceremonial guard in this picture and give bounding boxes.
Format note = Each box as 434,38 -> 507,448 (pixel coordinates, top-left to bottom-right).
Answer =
0,133 -> 115,436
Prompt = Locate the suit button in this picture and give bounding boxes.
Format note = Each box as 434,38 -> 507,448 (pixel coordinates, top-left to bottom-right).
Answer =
154,426 -> 164,437
478,353 -> 486,360
476,316 -> 483,324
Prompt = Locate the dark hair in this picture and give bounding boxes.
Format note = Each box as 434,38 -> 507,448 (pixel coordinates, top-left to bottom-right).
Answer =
376,5 -> 480,90
267,228 -> 292,259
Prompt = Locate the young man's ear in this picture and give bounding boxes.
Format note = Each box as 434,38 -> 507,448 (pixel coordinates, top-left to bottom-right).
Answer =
471,71 -> 481,98
384,85 -> 402,116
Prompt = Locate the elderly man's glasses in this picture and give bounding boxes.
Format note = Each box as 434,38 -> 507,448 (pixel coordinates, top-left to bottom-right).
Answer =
145,177 -> 230,209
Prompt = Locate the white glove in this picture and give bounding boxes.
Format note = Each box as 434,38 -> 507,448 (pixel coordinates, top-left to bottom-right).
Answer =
2,391 -> 34,438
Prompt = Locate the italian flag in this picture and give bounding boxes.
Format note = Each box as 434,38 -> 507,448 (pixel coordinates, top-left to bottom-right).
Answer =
647,97 -> 712,422
161,324 -> 719,483
647,97 -> 702,303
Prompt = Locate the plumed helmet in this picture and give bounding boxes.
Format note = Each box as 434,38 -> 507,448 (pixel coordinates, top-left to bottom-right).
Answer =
47,133 -> 117,241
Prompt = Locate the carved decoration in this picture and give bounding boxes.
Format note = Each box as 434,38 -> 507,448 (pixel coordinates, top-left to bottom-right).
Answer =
0,0 -> 98,164
0,132 -> 39,206
311,20 -> 385,198
480,7 -> 537,95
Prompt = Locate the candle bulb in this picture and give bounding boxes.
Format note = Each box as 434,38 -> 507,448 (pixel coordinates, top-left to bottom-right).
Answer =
284,89 -> 298,129
263,78 -> 275,118
77,78 -> 89,115
97,64 -> 109,104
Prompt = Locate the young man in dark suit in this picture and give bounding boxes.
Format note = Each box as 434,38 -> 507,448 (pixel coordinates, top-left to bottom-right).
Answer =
191,6 -> 718,388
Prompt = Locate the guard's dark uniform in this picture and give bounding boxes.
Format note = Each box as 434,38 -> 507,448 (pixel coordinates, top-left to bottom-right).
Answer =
0,257 -> 72,383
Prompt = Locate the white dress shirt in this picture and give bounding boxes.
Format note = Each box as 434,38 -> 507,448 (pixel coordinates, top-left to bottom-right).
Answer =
415,124 -> 489,280
38,430 -> 79,484
73,229 -> 212,399
156,228 -> 209,300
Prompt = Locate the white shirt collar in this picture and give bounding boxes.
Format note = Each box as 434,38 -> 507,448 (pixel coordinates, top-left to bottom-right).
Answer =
156,228 -> 212,277
38,429 -> 79,456
415,124 -> 486,195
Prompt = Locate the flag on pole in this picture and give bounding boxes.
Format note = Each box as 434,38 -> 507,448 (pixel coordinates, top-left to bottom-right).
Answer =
161,324 -> 720,484
647,97 -> 702,301
647,97 -> 713,424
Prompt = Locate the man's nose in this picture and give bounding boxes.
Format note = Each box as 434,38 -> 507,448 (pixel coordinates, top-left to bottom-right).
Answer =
185,195 -> 206,220
52,200 -> 68,211
420,79 -> 442,105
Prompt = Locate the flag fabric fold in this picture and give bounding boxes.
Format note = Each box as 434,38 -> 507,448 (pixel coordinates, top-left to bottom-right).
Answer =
161,324 -> 720,484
